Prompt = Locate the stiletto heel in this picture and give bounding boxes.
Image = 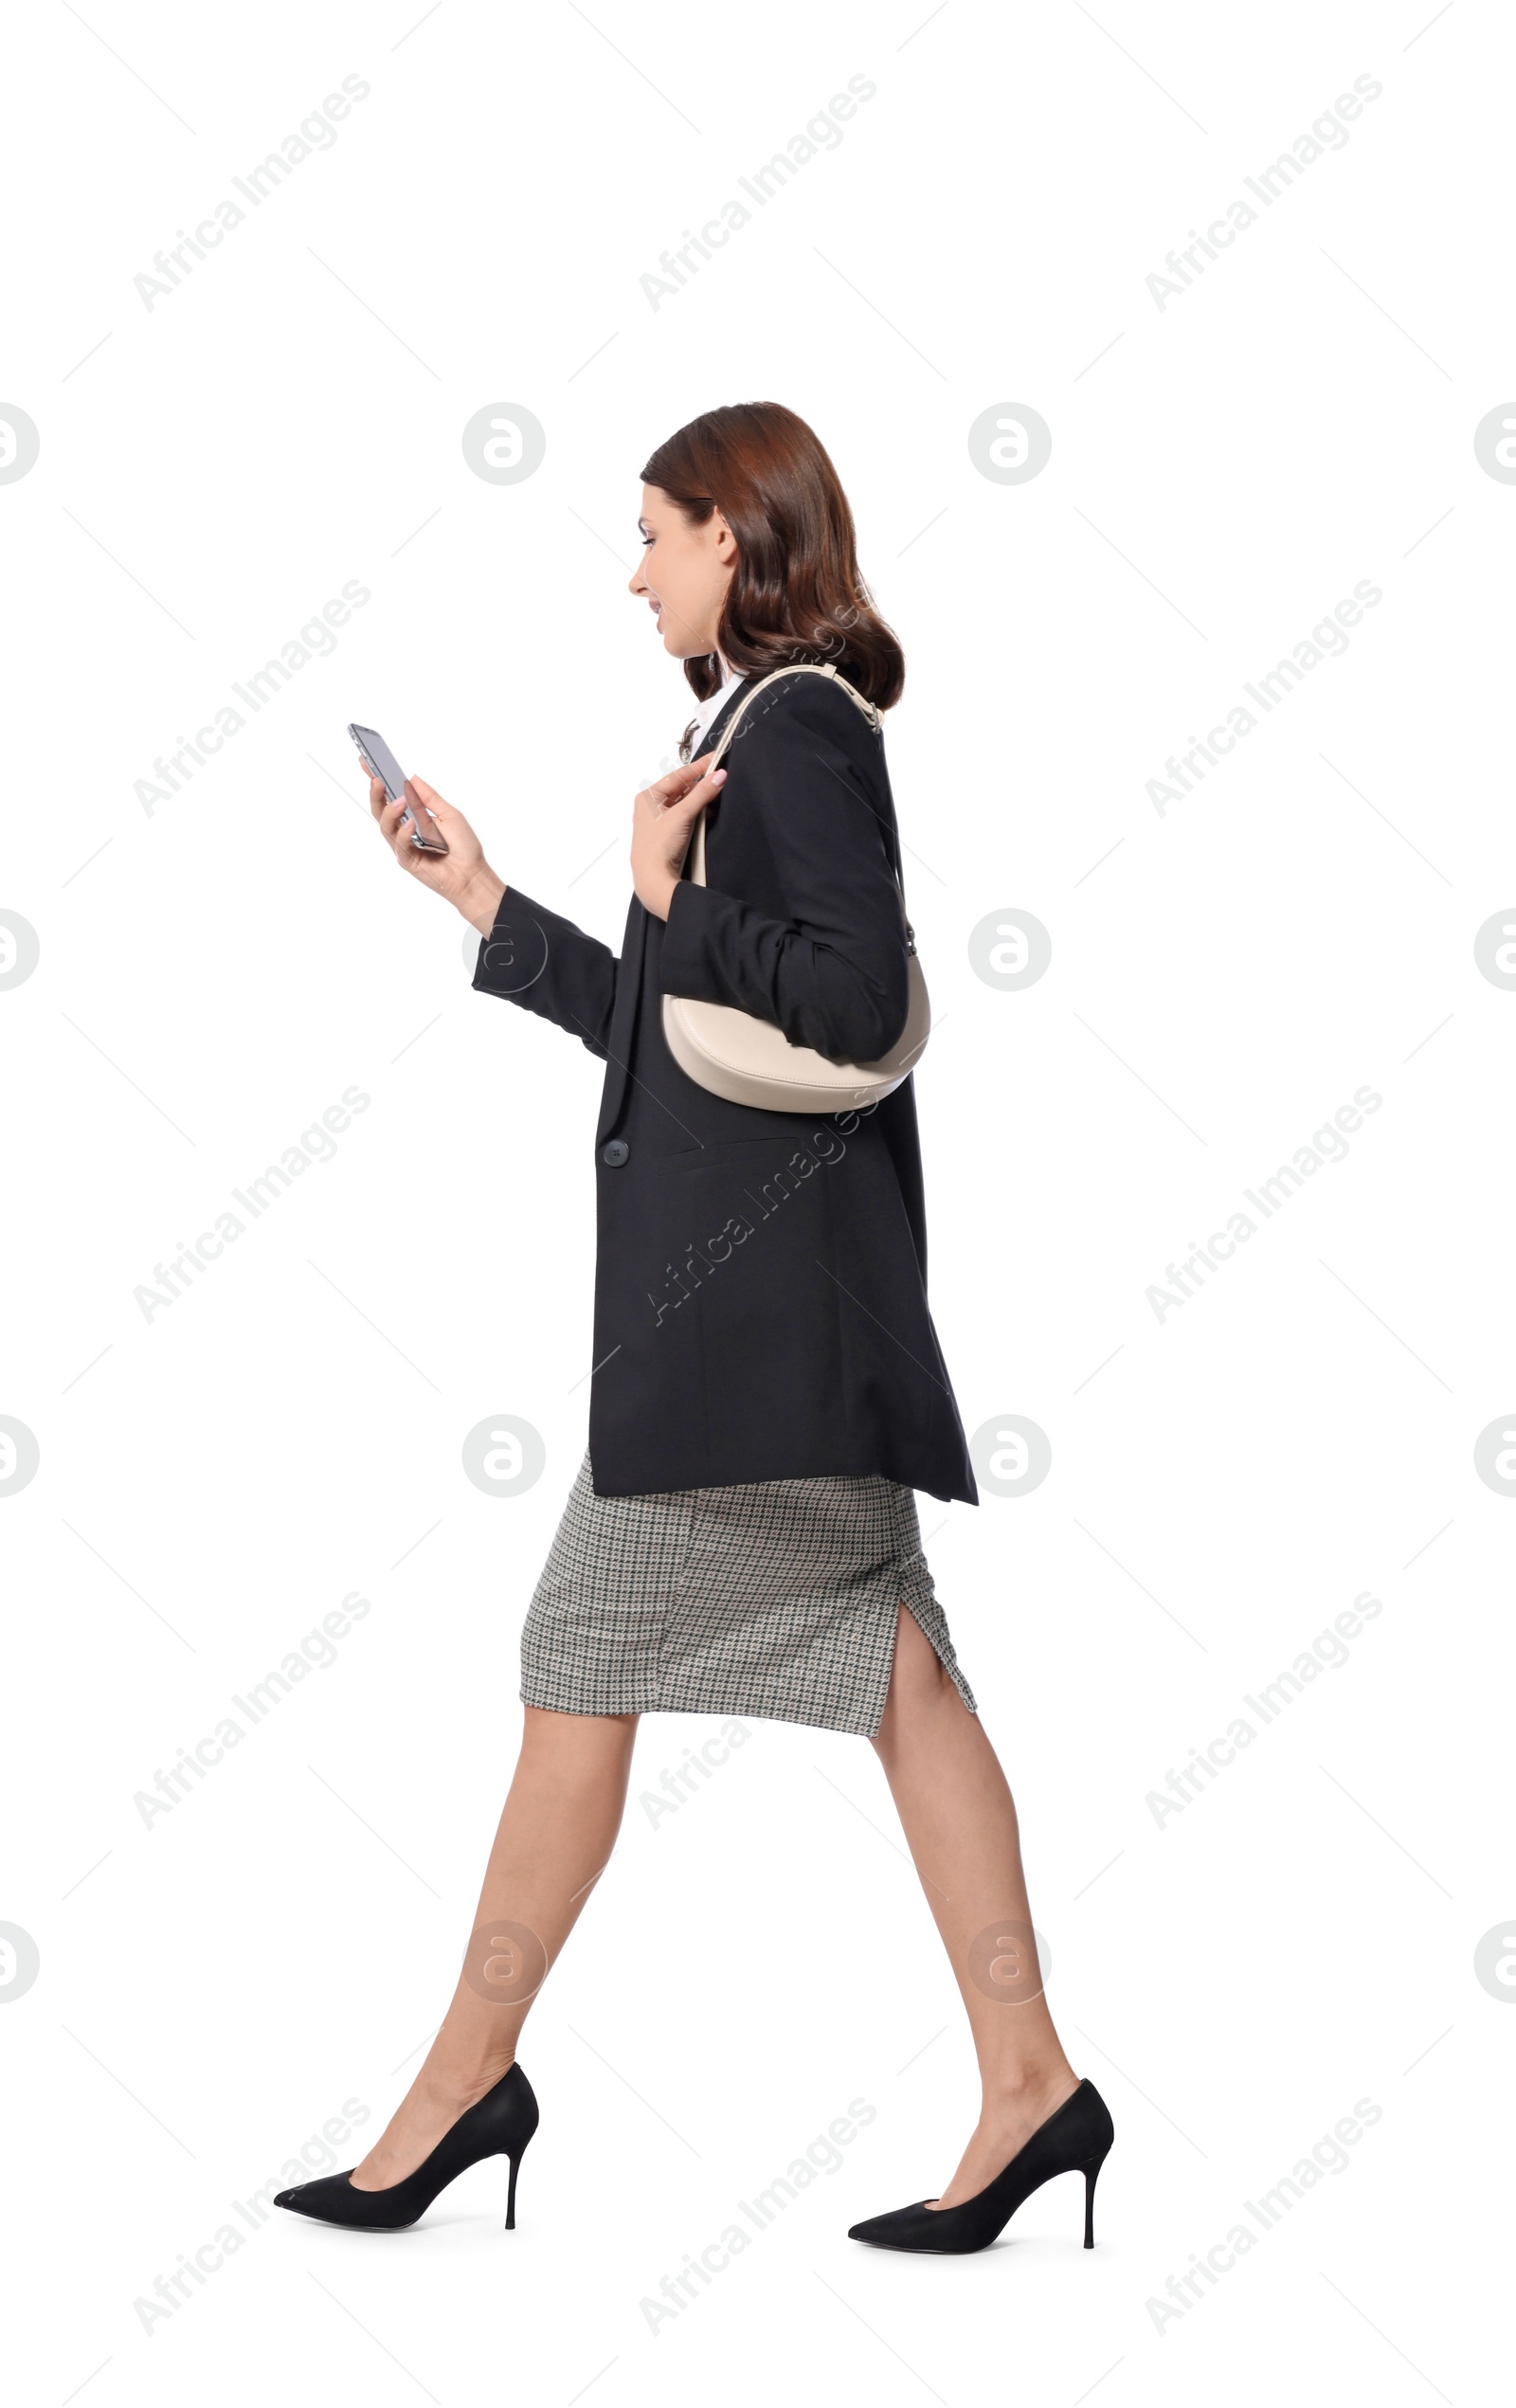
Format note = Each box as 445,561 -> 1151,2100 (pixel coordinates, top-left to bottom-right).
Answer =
274,2063 -> 540,2234
849,2077 -> 1115,2256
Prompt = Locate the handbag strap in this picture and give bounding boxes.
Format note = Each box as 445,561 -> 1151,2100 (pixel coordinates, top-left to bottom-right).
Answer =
691,664 -> 915,952
703,661 -> 879,769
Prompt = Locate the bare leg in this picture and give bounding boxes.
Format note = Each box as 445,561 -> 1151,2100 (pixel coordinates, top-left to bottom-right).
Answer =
869,1608 -> 1079,2209
352,1705 -> 638,2189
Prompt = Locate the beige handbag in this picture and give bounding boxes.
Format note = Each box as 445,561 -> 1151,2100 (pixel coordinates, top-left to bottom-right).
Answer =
661,664 -> 930,1113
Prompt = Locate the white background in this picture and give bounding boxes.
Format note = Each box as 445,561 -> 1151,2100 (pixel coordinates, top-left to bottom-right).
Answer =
3,1 -> 1510,2400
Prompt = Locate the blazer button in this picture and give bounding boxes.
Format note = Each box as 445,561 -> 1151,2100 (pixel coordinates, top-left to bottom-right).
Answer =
601,1139 -> 630,1167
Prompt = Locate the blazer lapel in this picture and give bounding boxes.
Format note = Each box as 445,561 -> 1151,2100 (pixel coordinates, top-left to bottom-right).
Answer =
593,679 -> 756,1146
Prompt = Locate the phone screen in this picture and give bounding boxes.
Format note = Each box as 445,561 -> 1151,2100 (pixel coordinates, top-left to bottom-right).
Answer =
349,722 -> 406,802
347,721 -> 447,855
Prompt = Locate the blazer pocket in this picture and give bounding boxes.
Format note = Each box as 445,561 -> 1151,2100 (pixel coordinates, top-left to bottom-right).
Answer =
653,1129 -> 846,1178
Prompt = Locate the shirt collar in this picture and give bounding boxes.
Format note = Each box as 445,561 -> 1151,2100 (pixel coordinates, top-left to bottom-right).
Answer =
689,655 -> 744,747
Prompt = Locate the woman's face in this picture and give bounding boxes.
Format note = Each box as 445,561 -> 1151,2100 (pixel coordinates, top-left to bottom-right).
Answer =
628,483 -> 736,660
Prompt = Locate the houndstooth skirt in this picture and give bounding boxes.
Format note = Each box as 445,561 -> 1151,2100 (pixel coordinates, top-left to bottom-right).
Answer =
520,1451 -> 978,1737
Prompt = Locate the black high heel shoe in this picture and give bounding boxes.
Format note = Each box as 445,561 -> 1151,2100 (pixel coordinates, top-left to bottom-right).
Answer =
848,2077 -> 1114,2254
274,2063 -> 538,2233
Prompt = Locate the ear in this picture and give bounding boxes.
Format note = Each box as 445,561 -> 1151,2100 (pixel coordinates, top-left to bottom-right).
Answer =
711,509 -> 738,563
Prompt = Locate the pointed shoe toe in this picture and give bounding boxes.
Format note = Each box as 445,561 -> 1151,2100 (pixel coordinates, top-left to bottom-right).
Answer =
847,2200 -> 935,2248
848,2197 -> 984,2254
269,2064 -> 539,2234
274,2173 -> 409,2229
847,2078 -> 1116,2256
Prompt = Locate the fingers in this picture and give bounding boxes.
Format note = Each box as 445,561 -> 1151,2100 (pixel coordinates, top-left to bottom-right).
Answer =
402,777 -> 438,832
406,773 -> 451,820
371,777 -> 419,851
367,773 -> 446,878
641,764 -> 727,817
648,755 -> 716,803
675,767 -> 726,810
641,778 -> 723,851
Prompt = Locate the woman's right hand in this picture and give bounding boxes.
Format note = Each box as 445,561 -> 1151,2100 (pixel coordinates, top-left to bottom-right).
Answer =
367,773 -> 505,935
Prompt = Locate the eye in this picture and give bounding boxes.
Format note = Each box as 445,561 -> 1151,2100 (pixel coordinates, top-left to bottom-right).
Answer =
641,533 -> 655,547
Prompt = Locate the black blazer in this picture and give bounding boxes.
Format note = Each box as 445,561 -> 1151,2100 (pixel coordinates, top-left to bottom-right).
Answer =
472,669 -> 978,1506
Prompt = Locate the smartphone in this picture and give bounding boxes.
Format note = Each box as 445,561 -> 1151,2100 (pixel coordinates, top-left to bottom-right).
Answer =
347,722 -> 448,856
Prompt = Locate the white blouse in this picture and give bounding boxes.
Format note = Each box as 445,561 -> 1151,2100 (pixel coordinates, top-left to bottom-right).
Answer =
684,655 -> 744,755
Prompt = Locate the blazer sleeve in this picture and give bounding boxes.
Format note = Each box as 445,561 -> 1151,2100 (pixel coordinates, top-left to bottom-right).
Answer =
658,682 -> 910,1062
471,883 -> 618,1059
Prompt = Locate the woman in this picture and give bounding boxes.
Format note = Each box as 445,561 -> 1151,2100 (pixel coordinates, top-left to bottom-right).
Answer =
275,403 -> 1114,2253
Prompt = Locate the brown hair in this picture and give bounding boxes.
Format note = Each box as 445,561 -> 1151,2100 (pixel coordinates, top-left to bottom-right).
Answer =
640,402 -> 905,749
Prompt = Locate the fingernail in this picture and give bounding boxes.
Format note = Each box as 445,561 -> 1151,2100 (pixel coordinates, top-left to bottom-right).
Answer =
712,768 -> 727,783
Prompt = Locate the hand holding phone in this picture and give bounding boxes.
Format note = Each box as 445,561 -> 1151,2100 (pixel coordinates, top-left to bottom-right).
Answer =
352,731 -> 503,932
348,722 -> 449,855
